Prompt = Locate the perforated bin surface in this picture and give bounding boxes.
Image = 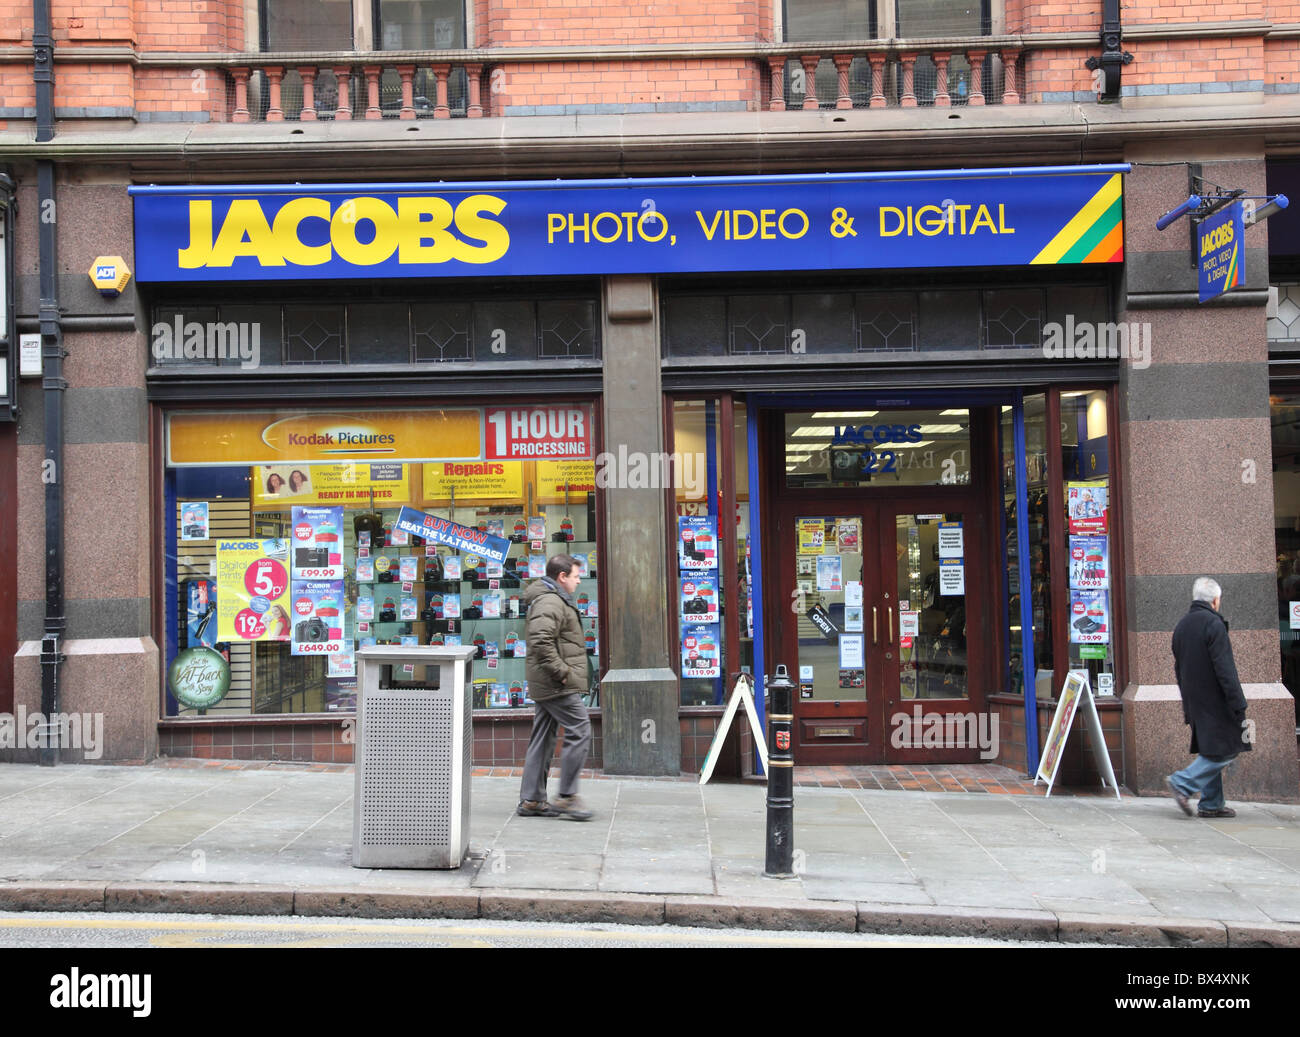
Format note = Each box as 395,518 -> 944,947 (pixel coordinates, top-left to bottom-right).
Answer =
359,693 -> 453,848
352,649 -> 474,869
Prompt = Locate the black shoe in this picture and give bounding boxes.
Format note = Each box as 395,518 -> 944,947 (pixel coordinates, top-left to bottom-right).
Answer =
516,799 -> 558,818
1198,806 -> 1236,818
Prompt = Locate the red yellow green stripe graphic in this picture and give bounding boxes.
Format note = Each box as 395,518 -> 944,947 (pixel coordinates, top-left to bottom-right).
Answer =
1031,174 -> 1124,265
1223,235 -> 1240,290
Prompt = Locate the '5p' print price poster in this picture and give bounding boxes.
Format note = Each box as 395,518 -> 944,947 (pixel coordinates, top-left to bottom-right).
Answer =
216,539 -> 291,642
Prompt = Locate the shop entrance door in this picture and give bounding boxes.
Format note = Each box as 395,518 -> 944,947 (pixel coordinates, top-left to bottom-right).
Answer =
774,500 -> 989,765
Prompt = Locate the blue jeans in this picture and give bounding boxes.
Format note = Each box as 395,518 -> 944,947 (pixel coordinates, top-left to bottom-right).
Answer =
1169,754 -> 1238,812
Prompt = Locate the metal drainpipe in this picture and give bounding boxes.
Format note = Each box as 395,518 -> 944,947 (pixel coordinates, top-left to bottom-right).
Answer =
34,0 -> 65,765
1086,0 -> 1133,103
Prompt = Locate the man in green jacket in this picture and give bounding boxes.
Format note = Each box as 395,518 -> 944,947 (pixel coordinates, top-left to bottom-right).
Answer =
517,554 -> 593,821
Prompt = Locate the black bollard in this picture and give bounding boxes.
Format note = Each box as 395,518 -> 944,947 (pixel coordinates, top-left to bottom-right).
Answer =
764,664 -> 795,878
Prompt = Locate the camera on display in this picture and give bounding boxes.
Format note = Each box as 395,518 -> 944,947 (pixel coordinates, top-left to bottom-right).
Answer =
295,546 -> 329,568
296,617 -> 327,643
683,597 -> 710,615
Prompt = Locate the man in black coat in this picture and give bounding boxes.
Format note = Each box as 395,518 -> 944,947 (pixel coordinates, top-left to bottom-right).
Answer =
1166,577 -> 1251,818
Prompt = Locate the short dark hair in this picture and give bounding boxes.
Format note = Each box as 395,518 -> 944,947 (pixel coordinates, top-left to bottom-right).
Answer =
547,554 -> 581,580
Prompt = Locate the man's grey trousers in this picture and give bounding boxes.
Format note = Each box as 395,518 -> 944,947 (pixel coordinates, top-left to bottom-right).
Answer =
520,693 -> 592,802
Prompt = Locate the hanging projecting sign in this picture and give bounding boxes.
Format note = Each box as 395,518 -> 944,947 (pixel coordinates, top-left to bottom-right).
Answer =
129,166 -> 1126,281
1198,201 -> 1244,303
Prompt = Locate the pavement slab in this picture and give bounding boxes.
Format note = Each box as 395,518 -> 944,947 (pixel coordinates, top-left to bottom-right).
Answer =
0,761 -> 1297,946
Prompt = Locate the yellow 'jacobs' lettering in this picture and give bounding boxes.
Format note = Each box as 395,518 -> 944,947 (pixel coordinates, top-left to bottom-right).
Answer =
1201,220 -> 1234,257
177,194 -> 510,269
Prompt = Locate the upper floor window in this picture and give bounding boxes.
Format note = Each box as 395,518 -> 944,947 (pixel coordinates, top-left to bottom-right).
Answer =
261,0 -> 354,50
376,0 -> 466,50
783,0 -> 991,41
257,0 -> 466,51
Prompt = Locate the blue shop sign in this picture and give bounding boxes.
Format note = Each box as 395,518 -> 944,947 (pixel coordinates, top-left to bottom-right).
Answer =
129,165 -> 1127,282
1197,201 -> 1244,303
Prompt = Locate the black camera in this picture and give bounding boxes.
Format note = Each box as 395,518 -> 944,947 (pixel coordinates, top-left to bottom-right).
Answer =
379,601 -> 397,623
295,617 -> 328,643
683,596 -> 710,615
295,546 -> 329,568
424,555 -> 442,582
354,511 -> 383,548
377,566 -> 395,583
462,606 -> 482,620
183,523 -> 207,539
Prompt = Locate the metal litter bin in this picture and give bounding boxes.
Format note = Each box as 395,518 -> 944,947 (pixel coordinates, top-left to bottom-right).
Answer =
352,645 -> 477,868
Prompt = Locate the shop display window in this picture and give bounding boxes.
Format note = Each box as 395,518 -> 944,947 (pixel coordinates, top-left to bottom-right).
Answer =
1269,392 -> 1300,726
162,404 -> 600,718
672,398 -> 750,705
1060,390 -> 1116,697
1000,395 -> 1051,699
1001,389 -> 1116,701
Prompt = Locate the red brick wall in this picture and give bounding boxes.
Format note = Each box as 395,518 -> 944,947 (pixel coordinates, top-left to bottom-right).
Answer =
1007,0 -> 1101,34
1125,36 -> 1263,87
1266,40 -> 1300,89
1125,1 -> 1263,21
491,58 -> 757,112
483,0 -> 766,45
53,61 -> 135,112
52,0 -> 136,46
135,67 -> 230,119
135,0 -> 243,51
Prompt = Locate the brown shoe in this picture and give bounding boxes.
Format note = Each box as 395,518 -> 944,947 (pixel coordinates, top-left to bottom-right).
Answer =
1198,806 -> 1236,818
1165,776 -> 1194,817
516,799 -> 558,817
552,794 -> 593,821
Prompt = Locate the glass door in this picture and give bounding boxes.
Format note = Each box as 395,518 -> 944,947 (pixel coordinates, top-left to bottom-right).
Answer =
878,506 -> 990,763
776,506 -> 883,763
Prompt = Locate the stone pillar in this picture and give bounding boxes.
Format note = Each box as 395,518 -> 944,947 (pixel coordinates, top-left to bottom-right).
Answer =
1119,149 -> 1298,802
599,275 -> 680,775
6,171 -> 159,764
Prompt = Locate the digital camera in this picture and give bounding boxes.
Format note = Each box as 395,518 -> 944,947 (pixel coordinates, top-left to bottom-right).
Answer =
377,567 -> 395,583
183,523 -> 207,539
295,617 -> 328,643
683,596 -> 710,615
379,601 -> 397,623
295,546 -> 329,568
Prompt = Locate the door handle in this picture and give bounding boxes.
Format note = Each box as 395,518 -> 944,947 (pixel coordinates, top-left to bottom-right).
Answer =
888,606 -> 893,645
873,606 -> 878,645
